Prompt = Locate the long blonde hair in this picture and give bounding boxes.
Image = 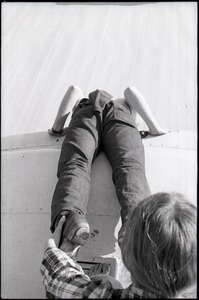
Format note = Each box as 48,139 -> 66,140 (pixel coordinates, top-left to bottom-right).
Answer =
122,192 -> 197,298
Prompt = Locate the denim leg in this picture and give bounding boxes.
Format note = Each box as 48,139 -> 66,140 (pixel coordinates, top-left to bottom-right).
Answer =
51,102 -> 101,231
103,102 -> 151,224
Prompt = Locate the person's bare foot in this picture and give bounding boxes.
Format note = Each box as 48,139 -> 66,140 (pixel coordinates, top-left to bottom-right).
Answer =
59,211 -> 90,248
60,241 -> 80,258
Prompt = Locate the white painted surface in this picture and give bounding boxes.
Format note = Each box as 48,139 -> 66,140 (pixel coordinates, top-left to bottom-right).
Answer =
1,130 -> 197,298
1,2 -> 197,138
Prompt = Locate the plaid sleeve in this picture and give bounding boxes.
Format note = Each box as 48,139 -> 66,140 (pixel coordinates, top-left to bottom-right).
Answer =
40,247 -> 114,298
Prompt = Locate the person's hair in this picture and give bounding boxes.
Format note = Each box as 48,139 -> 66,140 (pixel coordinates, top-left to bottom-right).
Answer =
122,192 -> 197,298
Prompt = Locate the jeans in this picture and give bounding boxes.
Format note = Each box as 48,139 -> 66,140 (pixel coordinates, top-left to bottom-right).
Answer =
51,90 -> 151,232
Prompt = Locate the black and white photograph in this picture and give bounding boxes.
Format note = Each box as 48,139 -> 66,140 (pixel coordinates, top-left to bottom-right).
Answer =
1,2 -> 197,299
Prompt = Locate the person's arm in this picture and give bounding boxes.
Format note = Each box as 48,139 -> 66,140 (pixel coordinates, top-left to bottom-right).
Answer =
124,86 -> 170,136
41,217 -> 114,298
41,247 -> 92,298
87,263 -> 123,289
51,85 -> 83,133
